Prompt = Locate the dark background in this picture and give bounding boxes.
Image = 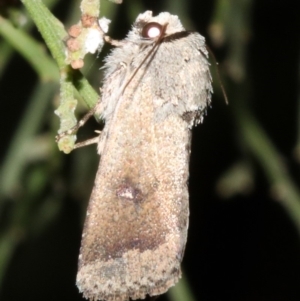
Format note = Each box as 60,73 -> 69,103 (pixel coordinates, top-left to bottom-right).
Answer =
1,0 -> 300,301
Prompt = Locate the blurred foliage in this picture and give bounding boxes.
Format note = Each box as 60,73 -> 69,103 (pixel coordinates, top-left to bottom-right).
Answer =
0,0 -> 300,300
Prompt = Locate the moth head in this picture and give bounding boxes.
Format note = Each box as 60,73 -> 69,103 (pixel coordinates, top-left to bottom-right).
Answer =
128,11 -> 186,43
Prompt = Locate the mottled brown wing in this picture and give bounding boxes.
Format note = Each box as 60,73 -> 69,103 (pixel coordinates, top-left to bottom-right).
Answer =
76,68 -> 191,301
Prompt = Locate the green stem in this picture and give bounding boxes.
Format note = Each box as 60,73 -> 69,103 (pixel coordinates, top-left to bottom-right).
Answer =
20,0 -> 98,106
21,0 -> 67,68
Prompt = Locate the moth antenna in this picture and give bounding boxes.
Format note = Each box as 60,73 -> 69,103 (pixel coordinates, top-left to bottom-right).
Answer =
206,45 -> 229,105
122,23 -> 169,93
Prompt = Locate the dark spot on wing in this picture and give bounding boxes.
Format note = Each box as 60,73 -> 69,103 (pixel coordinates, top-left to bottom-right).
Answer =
116,178 -> 144,204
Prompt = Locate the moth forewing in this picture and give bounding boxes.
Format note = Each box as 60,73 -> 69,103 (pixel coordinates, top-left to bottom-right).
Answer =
76,11 -> 212,301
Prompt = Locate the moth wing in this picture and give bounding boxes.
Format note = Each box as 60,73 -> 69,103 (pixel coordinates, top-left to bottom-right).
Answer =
77,71 -> 191,301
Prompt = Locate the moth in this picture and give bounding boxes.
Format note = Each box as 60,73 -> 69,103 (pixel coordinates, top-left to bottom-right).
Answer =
76,11 -> 212,301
